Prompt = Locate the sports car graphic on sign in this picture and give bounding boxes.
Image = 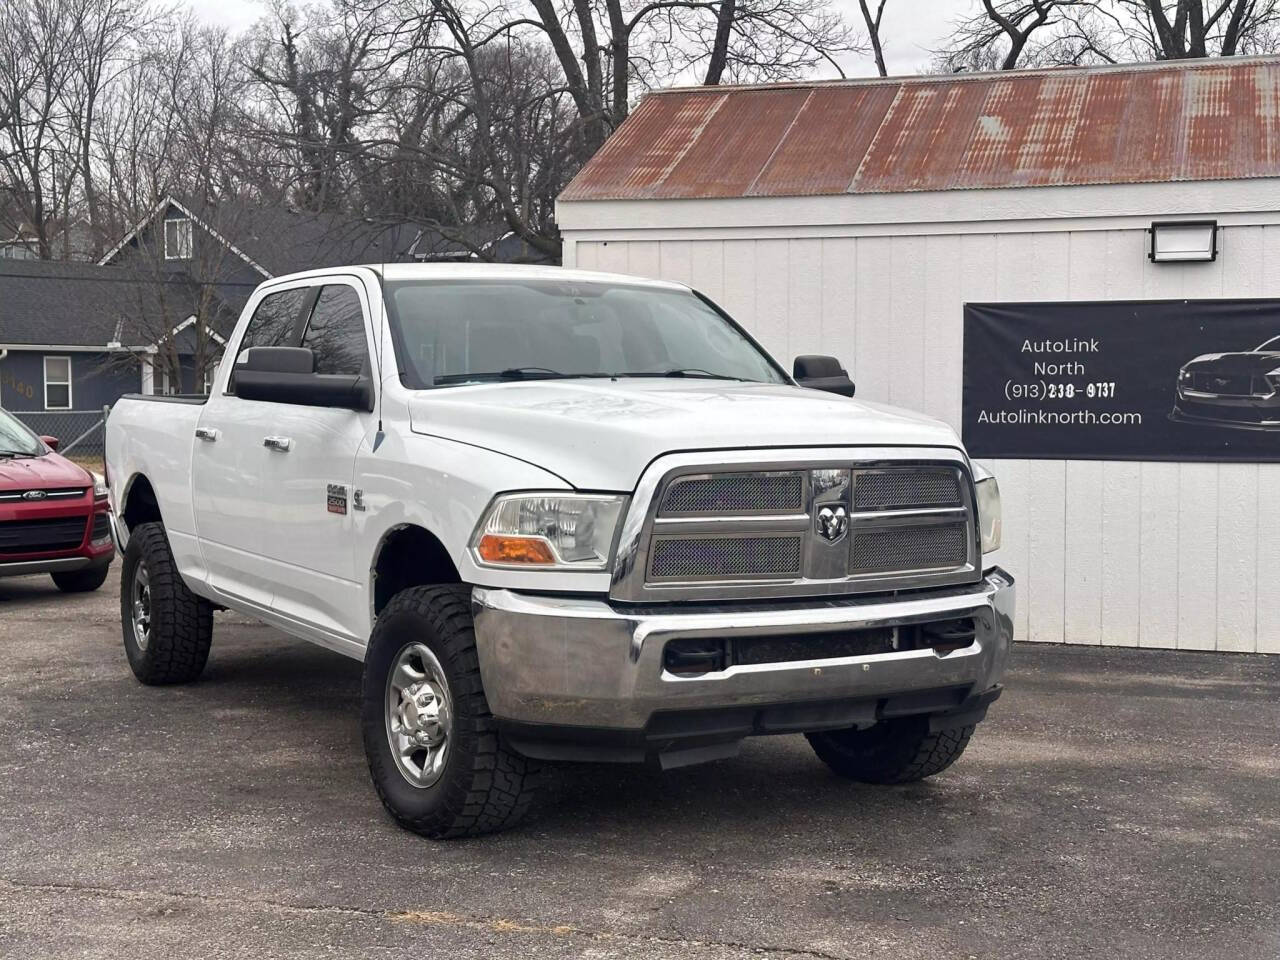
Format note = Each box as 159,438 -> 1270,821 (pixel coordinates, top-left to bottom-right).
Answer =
1172,335 -> 1280,430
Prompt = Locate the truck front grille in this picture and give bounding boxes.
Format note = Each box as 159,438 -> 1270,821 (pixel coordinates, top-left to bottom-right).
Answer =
615,457 -> 979,602
659,473 -> 804,515
0,516 -> 88,555
853,469 -> 961,510
848,522 -> 969,575
650,535 -> 803,580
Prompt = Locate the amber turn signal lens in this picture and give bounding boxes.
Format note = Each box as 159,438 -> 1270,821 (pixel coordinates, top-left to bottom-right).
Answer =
476,534 -> 557,565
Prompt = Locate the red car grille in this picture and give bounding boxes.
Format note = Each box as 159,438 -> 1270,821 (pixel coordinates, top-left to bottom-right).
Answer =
0,516 -> 88,555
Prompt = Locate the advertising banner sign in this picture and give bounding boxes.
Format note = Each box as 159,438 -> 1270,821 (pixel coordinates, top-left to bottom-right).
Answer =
962,299 -> 1280,462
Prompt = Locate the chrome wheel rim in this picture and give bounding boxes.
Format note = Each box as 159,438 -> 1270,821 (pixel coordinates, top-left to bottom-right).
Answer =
385,642 -> 452,789
131,561 -> 151,651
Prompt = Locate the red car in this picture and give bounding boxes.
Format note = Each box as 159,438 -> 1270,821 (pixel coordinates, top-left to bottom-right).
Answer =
0,407 -> 113,592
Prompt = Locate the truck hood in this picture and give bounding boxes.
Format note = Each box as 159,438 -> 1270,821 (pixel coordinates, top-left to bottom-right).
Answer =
407,379 -> 964,490
0,451 -> 91,492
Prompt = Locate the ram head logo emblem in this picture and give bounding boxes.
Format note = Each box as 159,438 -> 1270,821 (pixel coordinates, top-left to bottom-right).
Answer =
816,504 -> 848,544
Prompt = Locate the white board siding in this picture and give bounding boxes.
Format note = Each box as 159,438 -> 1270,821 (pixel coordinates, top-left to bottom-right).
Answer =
565,222 -> 1280,653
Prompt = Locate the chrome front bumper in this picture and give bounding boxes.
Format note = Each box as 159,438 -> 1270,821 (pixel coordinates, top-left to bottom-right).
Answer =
472,569 -> 1014,738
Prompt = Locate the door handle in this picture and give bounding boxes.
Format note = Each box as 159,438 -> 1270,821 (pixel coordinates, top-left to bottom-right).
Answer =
263,436 -> 292,452
195,427 -> 219,442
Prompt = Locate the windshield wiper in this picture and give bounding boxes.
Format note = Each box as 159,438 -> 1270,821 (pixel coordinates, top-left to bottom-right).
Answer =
615,369 -> 751,382
433,367 -> 756,386
0,451 -> 37,459
434,367 -> 616,385
435,367 -> 565,384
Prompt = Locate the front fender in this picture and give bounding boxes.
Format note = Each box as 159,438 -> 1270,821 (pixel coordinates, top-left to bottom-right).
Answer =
354,427 -> 617,630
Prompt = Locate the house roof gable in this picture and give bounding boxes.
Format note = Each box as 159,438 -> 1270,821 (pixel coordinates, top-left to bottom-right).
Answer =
0,259 -> 233,350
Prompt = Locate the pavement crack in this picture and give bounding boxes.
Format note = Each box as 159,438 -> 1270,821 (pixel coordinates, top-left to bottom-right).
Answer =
0,877 -> 852,960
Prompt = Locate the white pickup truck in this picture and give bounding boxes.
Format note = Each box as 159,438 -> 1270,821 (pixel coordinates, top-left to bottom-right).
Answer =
106,264 -> 1013,838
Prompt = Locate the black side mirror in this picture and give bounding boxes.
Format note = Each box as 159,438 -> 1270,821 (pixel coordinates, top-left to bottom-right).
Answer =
793,355 -> 855,397
235,346 -> 374,412
240,346 -> 315,375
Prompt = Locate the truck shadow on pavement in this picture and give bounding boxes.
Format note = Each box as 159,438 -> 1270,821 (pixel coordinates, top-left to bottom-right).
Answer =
180,620 -> 968,840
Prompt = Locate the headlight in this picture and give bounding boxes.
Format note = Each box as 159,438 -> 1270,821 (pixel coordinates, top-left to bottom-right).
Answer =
972,464 -> 1001,555
92,472 -> 108,499
1268,367 -> 1280,392
472,494 -> 627,570
1179,367 -> 1193,384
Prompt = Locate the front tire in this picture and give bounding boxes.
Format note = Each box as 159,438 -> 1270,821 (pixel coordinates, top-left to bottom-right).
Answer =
51,563 -> 110,593
361,585 -> 541,839
806,715 -> 975,784
120,522 -> 213,685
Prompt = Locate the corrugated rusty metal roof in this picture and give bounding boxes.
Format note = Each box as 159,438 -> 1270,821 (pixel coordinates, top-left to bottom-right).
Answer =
561,57 -> 1280,201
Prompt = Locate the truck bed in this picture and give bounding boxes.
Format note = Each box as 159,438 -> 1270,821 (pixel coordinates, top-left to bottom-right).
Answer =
105,395 -> 206,559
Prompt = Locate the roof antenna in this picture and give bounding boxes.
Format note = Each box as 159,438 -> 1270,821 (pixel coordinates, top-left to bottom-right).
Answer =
372,252 -> 386,452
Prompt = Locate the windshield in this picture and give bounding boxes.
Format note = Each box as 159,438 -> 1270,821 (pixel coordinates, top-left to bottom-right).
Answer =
1256,335 -> 1280,352
382,278 -> 787,389
0,408 -> 44,457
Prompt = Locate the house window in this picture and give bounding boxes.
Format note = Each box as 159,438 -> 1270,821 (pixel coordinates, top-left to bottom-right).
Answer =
44,356 -> 72,410
164,217 -> 193,260
201,361 -> 219,395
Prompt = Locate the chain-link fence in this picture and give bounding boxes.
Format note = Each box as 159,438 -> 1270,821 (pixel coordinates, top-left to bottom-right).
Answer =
10,407 -> 110,463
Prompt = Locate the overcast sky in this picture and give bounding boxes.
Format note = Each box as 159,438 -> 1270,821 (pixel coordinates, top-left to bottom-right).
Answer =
182,0 -> 973,79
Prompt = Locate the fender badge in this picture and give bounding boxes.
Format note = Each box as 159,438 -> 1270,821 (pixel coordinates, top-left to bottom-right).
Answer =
326,483 -> 348,516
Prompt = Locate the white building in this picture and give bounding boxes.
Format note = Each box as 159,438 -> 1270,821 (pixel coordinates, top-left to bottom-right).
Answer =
557,57 -> 1280,654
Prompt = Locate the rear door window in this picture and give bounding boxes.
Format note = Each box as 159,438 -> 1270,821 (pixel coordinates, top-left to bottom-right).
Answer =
300,285 -> 369,376
229,287 -> 312,392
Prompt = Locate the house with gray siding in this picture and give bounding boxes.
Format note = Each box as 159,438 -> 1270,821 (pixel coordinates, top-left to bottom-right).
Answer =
0,195 -> 544,444
0,258 -> 236,445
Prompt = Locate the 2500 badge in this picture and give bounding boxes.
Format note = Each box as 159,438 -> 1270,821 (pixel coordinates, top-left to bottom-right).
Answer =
326,483 -> 348,515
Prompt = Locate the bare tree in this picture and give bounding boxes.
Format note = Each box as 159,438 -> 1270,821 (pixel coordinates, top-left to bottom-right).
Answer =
937,0 -> 1280,71
0,0 -> 82,256
4,0 -> 863,267
858,0 -> 890,76
524,0 -> 860,152
64,0 -> 153,257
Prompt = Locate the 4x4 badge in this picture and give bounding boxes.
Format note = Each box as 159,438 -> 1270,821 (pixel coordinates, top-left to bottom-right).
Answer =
816,504 -> 848,543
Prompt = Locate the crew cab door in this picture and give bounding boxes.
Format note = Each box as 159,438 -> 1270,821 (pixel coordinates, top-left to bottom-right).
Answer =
192,283 -> 315,608
257,279 -> 378,641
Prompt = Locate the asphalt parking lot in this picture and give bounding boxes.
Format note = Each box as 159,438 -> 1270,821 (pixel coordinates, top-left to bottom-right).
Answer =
1,565 -> 1277,960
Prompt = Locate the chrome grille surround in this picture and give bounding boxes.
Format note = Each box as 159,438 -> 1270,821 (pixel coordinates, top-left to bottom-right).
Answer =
611,447 -> 980,602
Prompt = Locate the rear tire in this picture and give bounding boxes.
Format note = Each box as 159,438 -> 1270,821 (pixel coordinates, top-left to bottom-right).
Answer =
51,563 -> 110,593
120,522 -> 213,685
806,715 -> 975,784
361,584 -> 542,839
